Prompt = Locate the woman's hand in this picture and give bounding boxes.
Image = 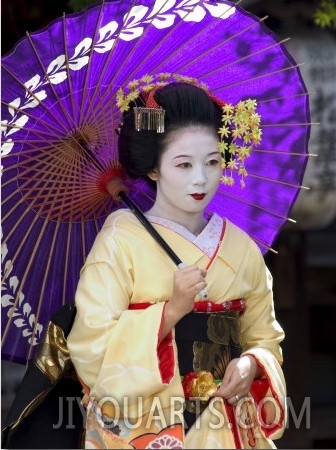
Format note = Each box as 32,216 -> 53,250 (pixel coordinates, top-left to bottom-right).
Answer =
214,355 -> 261,405
161,265 -> 207,339
170,264 -> 207,317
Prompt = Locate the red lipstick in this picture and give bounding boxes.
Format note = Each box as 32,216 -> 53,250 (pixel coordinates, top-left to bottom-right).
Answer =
191,193 -> 206,200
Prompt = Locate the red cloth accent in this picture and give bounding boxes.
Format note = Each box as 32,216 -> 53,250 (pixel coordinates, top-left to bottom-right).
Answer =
157,331 -> 174,384
98,166 -> 126,193
224,402 -> 243,449
77,375 -> 90,396
244,353 -> 285,438
157,304 -> 175,384
128,303 -> 154,310
193,299 -> 245,312
250,378 -> 270,426
145,89 -> 160,108
208,92 -> 227,109
143,85 -> 227,111
181,372 -> 199,398
129,299 -> 245,312
250,378 -> 269,403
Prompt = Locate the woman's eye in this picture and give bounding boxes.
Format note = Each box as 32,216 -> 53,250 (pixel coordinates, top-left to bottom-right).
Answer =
208,159 -> 220,166
177,162 -> 192,168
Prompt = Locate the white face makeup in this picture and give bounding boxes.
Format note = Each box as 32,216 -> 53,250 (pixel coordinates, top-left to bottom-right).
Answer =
148,126 -> 221,233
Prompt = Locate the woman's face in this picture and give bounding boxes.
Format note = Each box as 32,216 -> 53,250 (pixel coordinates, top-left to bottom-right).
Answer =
150,126 -> 221,219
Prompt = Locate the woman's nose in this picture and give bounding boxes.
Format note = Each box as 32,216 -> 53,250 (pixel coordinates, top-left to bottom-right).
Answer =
192,165 -> 207,185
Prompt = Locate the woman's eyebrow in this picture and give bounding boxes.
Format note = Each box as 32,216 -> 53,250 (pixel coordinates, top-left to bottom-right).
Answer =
173,154 -> 192,159
174,151 -> 220,159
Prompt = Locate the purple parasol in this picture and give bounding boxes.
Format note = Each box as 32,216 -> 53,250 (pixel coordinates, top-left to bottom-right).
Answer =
1,0 -> 311,364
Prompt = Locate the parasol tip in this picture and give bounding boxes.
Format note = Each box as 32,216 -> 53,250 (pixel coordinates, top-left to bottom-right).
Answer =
98,167 -> 128,201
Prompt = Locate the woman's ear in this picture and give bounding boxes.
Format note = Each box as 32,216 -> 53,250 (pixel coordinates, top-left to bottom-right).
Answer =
147,168 -> 159,181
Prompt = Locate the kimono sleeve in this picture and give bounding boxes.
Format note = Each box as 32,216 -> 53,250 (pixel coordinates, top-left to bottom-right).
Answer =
240,241 -> 287,439
67,229 -> 177,416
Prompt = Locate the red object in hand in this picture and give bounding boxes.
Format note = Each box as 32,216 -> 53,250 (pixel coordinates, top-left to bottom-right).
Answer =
181,372 -> 198,399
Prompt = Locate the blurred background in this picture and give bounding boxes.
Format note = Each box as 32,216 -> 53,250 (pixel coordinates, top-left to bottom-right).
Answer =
1,0 -> 336,448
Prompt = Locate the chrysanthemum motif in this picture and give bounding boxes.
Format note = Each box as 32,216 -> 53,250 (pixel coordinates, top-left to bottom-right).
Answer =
146,435 -> 183,449
129,425 -> 184,449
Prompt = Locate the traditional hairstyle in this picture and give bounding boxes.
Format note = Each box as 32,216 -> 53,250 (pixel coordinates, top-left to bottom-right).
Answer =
115,73 -> 261,188
118,82 -> 223,180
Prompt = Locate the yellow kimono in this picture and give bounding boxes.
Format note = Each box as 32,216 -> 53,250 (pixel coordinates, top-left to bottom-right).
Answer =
67,210 -> 286,449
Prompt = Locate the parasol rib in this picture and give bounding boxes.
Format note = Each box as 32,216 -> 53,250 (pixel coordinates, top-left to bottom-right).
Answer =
26,220 -> 61,362
253,149 -> 317,157
247,173 -> 310,189
62,221 -> 73,305
258,91 -> 310,104
25,32 -> 94,149
218,189 -> 296,222
212,63 -> 306,92
173,16 -> 270,74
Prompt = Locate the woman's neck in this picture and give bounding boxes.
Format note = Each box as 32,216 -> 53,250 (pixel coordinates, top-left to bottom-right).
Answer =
146,205 -> 207,236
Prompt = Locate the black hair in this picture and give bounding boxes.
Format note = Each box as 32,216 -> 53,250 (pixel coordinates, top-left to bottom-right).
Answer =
118,82 -> 223,180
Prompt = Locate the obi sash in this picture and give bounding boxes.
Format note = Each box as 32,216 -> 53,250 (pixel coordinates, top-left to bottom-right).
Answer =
129,299 -> 245,431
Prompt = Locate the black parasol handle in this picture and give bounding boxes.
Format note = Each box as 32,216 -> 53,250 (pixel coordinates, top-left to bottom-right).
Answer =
119,191 -> 182,266
81,144 -> 182,266
119,191 -> 208,299
80,144 -> 206,296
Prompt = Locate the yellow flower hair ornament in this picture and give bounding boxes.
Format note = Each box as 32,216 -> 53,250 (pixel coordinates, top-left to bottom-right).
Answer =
116,73 -> 262,187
